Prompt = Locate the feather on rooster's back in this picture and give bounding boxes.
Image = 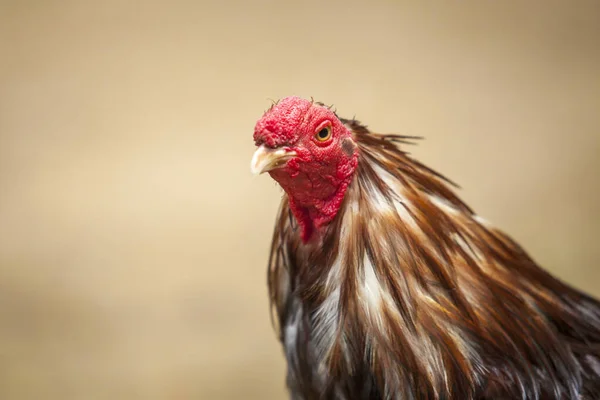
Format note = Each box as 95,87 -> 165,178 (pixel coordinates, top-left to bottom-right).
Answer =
251,97 -> 600,399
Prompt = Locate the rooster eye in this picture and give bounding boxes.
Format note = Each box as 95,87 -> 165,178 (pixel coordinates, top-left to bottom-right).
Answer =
315,126 -> 332,142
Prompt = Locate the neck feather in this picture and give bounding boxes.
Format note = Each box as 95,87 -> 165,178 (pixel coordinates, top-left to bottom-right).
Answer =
275,125 -> 596,398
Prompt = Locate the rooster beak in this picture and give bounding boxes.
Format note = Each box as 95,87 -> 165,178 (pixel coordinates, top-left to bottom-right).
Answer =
251,145 -> 297,175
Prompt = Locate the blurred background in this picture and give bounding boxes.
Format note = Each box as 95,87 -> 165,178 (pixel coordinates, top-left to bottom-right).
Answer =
0,1 -> 599,399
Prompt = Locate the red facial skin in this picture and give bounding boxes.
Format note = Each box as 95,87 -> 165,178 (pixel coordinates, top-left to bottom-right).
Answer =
254,97 -> 359,243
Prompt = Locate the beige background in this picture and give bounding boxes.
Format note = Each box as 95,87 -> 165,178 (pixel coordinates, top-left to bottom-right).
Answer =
1,1 -> 599,399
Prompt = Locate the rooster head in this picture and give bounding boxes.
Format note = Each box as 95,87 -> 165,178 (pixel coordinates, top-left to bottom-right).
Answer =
251,96 -> 359,242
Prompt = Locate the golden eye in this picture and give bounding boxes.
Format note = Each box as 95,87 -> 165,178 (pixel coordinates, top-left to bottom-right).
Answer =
315,126 -> 332,142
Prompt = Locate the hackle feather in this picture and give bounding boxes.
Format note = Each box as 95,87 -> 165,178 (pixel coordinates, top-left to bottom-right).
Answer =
266,119 -> 600,399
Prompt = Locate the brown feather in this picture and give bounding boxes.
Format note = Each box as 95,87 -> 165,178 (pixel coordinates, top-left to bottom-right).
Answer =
266,119 -> 600,399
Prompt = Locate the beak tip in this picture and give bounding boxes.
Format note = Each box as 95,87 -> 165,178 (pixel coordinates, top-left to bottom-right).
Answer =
250,145 -> 267,175
250,145 -> 296,176
250,165 -> 264,175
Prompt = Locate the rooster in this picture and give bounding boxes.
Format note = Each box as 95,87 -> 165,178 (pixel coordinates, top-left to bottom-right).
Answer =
250,96 -> 600,399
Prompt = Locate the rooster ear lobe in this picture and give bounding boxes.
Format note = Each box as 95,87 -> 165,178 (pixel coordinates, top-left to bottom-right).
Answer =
341,138 -> 357,156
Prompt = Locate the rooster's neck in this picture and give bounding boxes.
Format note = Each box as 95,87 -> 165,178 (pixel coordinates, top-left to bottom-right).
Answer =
286,172 -> 356,243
